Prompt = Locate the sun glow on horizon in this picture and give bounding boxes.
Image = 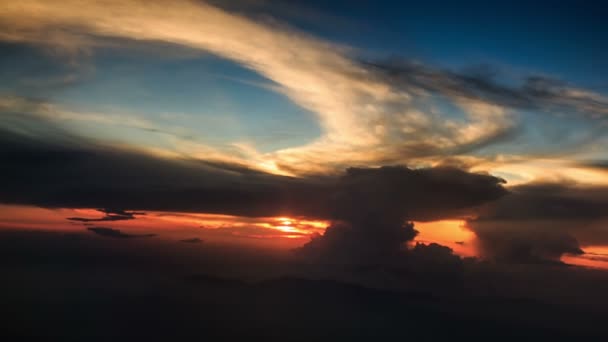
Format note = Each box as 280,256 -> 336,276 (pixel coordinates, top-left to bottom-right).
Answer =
413,220 -> 477,257
1,205 -> 607,269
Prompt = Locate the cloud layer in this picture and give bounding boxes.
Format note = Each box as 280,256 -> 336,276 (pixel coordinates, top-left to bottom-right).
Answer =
469,182 -> 608,263
0,126 -> 506,222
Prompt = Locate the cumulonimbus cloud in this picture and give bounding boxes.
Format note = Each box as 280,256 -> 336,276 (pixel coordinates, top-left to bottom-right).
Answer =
297,166 -> 506,265
468,182 -> 608,263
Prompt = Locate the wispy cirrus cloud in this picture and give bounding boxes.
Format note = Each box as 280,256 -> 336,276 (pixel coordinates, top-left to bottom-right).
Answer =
368,60 -> 608,119
0,94 -> 267,169
2,1 -> 607,177
0,0 -> 514,175
0,95 -> 193,140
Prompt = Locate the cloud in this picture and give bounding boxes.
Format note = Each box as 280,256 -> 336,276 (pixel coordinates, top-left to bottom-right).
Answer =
68,208 -> 144,222
87,227 -> 156,238
297,166 -> 506,265
0,0 -> 533,176
201,225 -> 307,240
406,242 -> 464,272
1,229 -> 607,339
1,125 -> 515,267
0,94 -> 210,147
0,126 -> 506,222
0,126 -> 306,217
579,160 -> 608,170
367,60 -> 608,119
1,1 -> 606,177
330,166 -> 507,222
468,182 -> 608,263
477,229 -> 584,265
179,237 -> 203,243
0,0 -> 390,146
1,0 -> 606,267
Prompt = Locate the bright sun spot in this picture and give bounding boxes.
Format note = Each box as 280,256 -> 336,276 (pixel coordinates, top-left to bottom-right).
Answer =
275,217 -> 298,232
278,217 -> 293,225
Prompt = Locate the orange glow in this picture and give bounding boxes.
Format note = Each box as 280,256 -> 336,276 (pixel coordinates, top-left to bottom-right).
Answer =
413,220 -> 476,257
0,205 -> 329,249
2,204 -> 607,268
278,217 -> 293,225
561,246 -> 608,270
0,206 -> 482,256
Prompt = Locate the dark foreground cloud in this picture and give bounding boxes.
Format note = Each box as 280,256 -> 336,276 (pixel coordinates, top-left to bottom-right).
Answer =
1,229 -> 607,340
469,183 -> 608,264
87,227 -> 156,239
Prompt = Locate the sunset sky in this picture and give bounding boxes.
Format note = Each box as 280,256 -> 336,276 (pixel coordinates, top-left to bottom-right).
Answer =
4,2 -> 608,340
1,0 -> 608,269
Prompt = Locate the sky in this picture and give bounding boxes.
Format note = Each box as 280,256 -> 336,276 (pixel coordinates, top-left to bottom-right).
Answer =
1,0 -> 608,269
4,1 -> 608,339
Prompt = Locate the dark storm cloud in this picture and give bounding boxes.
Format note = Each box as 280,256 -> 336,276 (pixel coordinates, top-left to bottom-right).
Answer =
0,127 -> 507,222
475,229 -> 584,265
68,208 -> 144,222
468,183 -> 608,264
578,160 -> 608,170
474,183 -> 608,221
0,126 -> 310,217
365,59 -> 608,119
87,227 -> 156,238
330,166 -> 507,222
0,124 -> 513,267
298,166 -> 506,265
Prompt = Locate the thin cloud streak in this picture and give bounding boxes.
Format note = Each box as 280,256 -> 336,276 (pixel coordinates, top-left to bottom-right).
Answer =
87,226 -> 156,238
